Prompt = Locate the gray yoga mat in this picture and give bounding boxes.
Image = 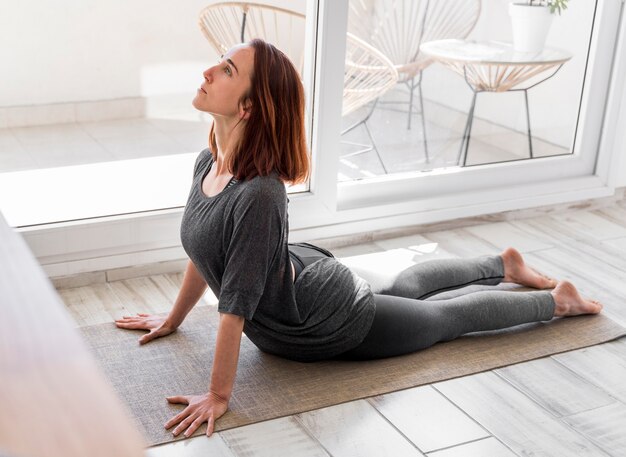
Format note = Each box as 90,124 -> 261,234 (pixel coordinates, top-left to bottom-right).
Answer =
79,306 -> 626,447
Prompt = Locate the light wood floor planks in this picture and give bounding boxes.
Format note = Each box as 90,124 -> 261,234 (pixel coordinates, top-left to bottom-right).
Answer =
495,357 -> 616,418
56,201 -> 626,456
434,372 -> 610,456
220,417 -> 330,457
295,400 -> 424,457
562,402 -> 626,456
368,386 -> 489,453
427,437 -> 517,457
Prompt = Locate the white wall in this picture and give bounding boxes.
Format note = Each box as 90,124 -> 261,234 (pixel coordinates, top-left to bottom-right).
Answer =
614,150 -> 626,188
422,0 -> 597,148
610,89 -> 626,187
0,0 -> 603,150
0,0 -> 306,107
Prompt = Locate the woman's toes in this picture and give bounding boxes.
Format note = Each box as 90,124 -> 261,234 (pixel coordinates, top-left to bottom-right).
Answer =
552,281 -> 603,316
532,268 -> 558,289
589,300 -> 604,312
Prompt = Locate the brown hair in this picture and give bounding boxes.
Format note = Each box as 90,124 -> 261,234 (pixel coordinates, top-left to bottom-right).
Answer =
209,38 -> 310,184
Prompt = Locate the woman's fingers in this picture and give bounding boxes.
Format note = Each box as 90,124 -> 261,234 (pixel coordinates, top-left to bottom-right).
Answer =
117,313 -> 151,322
173,412 -> 213,437
117,316 -> 146,322
186,414 -> 208,437
115,318 -> 143,325
206,415 -> 215,437
138,330 -> 157,345
116,321 -> 151,331
164,408 -> 189,430
163,398 -> 191,431
166,395 -> 190,405
115,321 -> 140,329
173,412 -> 198,436
163,394 -> 227,438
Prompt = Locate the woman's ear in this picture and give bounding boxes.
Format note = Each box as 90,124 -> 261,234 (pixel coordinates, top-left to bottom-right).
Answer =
239,98 -> 252,121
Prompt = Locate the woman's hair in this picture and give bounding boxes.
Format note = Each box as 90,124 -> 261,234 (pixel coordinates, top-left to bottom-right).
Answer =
209,38 -> 310,184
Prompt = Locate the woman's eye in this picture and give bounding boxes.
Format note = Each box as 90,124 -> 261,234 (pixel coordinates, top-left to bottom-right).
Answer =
224,66 -> 232,76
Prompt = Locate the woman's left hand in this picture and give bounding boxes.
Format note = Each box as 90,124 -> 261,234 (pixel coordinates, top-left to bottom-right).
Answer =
164,392 -> 229,437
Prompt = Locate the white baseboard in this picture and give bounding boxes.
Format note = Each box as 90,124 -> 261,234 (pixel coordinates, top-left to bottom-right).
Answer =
47,187 -> 624,289
50,256 -> 188,290
0,97 -> 146,128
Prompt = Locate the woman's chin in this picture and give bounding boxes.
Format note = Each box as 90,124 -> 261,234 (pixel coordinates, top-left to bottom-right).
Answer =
191,98 -> 213,113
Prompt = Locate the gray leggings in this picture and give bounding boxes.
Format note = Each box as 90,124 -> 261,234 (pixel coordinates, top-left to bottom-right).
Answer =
339,254 -> 556,360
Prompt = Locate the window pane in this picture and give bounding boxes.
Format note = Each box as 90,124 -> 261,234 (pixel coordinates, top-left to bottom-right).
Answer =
340,0 -> 596,181
0,0 -> 312,226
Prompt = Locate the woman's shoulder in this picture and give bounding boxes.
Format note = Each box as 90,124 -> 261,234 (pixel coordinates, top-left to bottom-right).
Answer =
240,172 -> 287,198
200,147 -> 213,166
193,147 -> 213,176
227,174 -> 287,219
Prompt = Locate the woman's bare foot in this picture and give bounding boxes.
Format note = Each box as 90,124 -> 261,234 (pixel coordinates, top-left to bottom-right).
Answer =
551,280 -> 603,317
501,247 -> 558,289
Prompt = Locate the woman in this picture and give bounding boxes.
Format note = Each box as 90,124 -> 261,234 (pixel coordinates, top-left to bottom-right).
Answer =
115,39 -> 603,438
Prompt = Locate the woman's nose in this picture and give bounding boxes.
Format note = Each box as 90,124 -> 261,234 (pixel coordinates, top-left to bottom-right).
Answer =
203,67 -> 213,82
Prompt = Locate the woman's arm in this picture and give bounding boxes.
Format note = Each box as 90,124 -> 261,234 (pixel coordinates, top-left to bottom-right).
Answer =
166,259 -> 209,329
115,259 -> 208,343
209,312 -> 245,403
165,312 -> 245,437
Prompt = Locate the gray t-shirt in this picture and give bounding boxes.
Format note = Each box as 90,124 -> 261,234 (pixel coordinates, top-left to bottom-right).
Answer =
180,148 -> 375,362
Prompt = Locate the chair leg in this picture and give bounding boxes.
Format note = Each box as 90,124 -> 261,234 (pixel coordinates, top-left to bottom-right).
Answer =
240,12 -> 247,42
364,121 -> 388,174
340,100 -> 388,174
523,89 -> 534,159
463,95 -> 478,167
407,78 -> 415,130
417,78 -> 429,163
457,91 -> 478,167
341,99 -> 380,136
406,74 -> 429,163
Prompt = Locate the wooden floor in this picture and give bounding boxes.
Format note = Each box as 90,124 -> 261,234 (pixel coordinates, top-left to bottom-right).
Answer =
56,198 -> 626,457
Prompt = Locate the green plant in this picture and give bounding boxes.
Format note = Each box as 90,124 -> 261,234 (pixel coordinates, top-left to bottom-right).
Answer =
528,0 -> 569,15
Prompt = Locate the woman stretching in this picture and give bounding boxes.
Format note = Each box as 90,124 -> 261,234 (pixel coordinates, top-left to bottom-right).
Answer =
115,39 -> 603,439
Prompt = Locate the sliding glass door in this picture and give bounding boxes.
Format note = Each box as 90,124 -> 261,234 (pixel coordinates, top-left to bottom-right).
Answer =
300,0 -> 620,217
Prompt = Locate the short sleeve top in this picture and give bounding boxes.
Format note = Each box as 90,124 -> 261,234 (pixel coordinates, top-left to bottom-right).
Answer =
180,148 -> 375,362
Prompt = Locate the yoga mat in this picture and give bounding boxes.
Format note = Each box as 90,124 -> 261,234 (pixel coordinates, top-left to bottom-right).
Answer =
79,306 -> 626,446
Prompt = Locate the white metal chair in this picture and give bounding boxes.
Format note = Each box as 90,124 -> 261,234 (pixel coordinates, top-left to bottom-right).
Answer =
342,33 -> 399,173
198,2 -> 306,76
198,2 -> 399,173
348,0 -> 482,161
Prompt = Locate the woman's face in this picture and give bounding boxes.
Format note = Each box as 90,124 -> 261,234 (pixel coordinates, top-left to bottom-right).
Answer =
192,44 -> 255,120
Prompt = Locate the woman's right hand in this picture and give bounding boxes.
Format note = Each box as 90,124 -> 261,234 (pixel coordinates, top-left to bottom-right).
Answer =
114,313 -> 177,345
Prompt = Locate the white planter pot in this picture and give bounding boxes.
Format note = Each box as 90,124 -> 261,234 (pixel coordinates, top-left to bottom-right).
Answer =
509,3 -> 554,53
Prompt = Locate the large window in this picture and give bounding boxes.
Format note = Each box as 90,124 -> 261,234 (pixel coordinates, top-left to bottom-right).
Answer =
0,0 -> 313,227
339,0 -> 600,181
1,0 -> 623,276
320,0 -> 620,212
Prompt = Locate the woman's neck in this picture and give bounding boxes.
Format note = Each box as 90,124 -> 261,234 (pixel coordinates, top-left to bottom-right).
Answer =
212,120 -> 244,176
